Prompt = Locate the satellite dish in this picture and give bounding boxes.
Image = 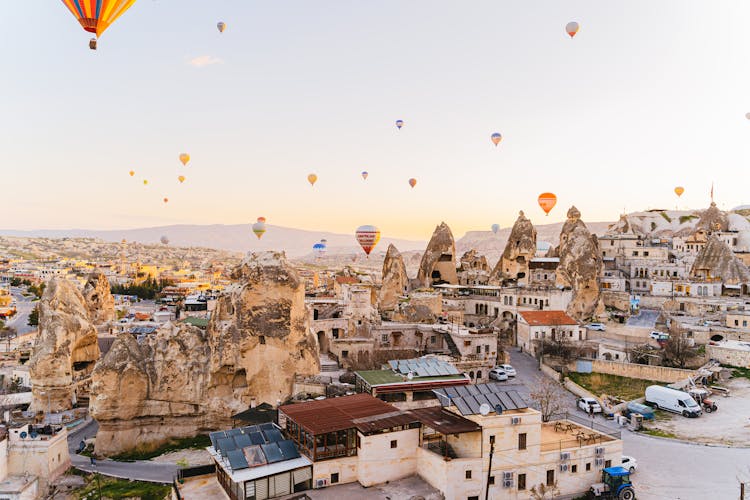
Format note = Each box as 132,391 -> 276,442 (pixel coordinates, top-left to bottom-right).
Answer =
19,432 -> 27,439
479,403 -> 491,416
494,404 -> 504,415
29,431 -> 38,439
407,372 -> 414,380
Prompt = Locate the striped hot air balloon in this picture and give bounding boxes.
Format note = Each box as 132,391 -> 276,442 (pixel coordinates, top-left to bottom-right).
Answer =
538,192 -> 557,215
60,0 -> 137,48
355,225 -> 381,256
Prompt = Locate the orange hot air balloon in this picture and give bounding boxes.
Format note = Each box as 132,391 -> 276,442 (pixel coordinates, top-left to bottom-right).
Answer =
307,173 -> 318,186
355,225 -> 381,256
163,197 -> 169,204
566,21 -> 579,38
538,192 -> 557,215
674,186 -> 685,197
179,153 -> 190,166
408,178 -> 417,188
129,170 -> 135,177
178,175 -> 186,183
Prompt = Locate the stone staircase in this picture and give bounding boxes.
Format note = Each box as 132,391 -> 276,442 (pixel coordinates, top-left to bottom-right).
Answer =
319,354 -> 340,373
442,332 -> 461,358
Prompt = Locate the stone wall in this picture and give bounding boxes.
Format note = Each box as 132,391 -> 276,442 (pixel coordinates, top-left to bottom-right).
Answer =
583,359 -> 697,383
706,345 -> 750,368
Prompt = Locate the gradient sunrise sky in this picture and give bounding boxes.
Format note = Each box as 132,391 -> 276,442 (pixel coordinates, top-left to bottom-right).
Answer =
2,1 -> 750,240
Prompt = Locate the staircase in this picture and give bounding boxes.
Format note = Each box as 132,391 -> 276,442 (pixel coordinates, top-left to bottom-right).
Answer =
319,354 -> 340,373
442,332 -> 461,358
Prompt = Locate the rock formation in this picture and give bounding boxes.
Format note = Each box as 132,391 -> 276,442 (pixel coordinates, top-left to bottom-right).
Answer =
417,222 -> 458,287
556,207 -> 605,320
457,249 -> 491,285
82,271 -> 115,325
90,251 -> 320,456
391,291 -> 442,324
490,211 -> 537,284
696,202 -> 729,232
380,244 -> 409,311
691,236 -> 750,284
29,278 -> 100,413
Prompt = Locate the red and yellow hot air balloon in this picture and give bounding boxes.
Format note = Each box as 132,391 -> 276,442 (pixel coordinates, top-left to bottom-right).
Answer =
674,186 -> 685,197
307,173 -> 318,186
566,21 -> 580,38
355,225 -> 381,256
408,178 -> 417,188
61,0 -> 137,49
538,192 -> 557,216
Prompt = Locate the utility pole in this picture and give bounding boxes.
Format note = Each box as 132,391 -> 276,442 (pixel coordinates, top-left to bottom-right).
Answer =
741,481 -> 745,500
485,442 -> 494,500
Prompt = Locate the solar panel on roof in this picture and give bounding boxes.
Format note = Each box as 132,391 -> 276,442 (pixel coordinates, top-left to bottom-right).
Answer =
485,393 -> 502,407
474,394 -> 491,408
466,385 -> 481,396
233,434 -> 252,449
259,423 -> 275,431
416,367 -> 430,377
242,425 -> 259,435
465,396 -> 481,415
227,449 -> 249,470
243,445 -> 267,467
388,360 -> 399,370
425,366 -> 440,376
398,366 -> 410,375
443,387 -> 459,398
507,391 -> 528,409
227,428 -> 243,437
249,431 -> 266,445
456,386 -> 472,398
497,392 -> 516,410
278,440 -> 300,460
261,443 -> 284,463
476,384 -> 492,395
216,437 -> 237,457
446,365 -> 460,375
453,397 -> 473,416
209,431 -> 226,450
262,428 -> 284,443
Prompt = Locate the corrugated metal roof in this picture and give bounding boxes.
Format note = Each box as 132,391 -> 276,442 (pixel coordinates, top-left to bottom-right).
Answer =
279,394 -> 401,435
351,410 -> 418,434
408,406 -> 481,435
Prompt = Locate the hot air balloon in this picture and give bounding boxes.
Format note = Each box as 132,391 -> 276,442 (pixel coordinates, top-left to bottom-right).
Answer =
355,225 -> 381,256
396,119 -> 404,129
674,186 -> 685,197
408,178 -> 417,188
491,224 -> 500,234
313,241 -> 327,259
538,192 -> 557,215
566,21 -> 579,38
745,112 -> 750,120
307,174 -> 318,186
179,153 -> 190,166
163,197 -> 169,204
252,217 -> 267,239
143,179 -> 148,186
129,170 -> 135,177
61,0 -> 137,49
160,236 -> 169,245
178,175 -> 186,183
361,171 -> 368,180
217,22 -> 226,33
491,133 -> 502,146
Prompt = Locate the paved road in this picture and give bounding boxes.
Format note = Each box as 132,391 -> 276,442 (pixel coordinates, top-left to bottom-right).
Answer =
67,419 -> 178,483
509,350 -> 750,500
627,309 -> 659,328
6,287 -> 35,335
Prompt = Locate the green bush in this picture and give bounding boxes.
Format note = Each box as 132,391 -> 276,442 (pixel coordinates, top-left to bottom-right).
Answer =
75,475 -> 170,500
679,215 -> 698,224
110,434 -> 211,461
660,212 -> 672,223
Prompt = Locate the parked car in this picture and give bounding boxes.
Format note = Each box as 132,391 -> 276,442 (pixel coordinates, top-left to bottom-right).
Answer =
489,368 -> 508,381
577,397 -> 602,413
587,322 -> 606,331
645,385 -> 702,417
496,364 -> 516,377
621,456 -> 638,474
649,331 -> 670,340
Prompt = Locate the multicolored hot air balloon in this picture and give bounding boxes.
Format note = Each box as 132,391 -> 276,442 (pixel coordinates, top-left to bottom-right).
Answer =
566,21 -> 580,38
674,186 -> 685,197
313,241 -> 327,259
252,217 -> 267,239
355,225 -> 381,256
491,223 -> 500,234
361,171 -> 368,180
491,133 -> 502,146
61,0 -> 137,49
395,120 -> 404,129
179,153 -> 190,166
307,173 -> 318,186
217,22 -> 226,33
538,192 -> 557,215
160,236 -> 169,245
408,178 -> 417,188
178,175 -> 186,183
129,170 -> 135,177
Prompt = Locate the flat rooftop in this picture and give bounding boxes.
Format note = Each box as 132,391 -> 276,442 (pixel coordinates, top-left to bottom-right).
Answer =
356,370 -> 466,387
540,421 -> 617,452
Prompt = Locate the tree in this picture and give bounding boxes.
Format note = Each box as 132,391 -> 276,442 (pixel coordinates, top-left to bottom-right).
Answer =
663,335 -> 699,369
529,377 -> 566,422
628,343 -> 661,365
530,481 -> 560,500
28,306 -> 39,327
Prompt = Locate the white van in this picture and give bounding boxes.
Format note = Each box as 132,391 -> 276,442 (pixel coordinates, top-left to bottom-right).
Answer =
644,385 -> 702,417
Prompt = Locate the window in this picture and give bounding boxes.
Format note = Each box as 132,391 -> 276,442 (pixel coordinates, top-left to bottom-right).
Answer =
331,473 -> 339,484
488,476 -> 495,485
518,433 -> 527,450
571,464 -> 577,473
390,440 -> 397,449
468,497 -> 479,500
586,462 -> 591,471
546,469 -> 555,486
644,251 -> 649,257
605,460 -> 612,468
485,344 -> 489,353
476,346 -> 482,354
465,470 -> 472,479
259,336 -> 266,345
633,251 -> 638,256
342,350 -> 349,358
477,371 -> 482,379
518,473 -> 526,490
431,335 -> 436,344
381,334 -> 389,342
469,371 -> 475,379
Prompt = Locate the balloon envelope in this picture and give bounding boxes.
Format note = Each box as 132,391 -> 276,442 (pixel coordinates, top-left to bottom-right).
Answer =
491,224 -> 500,234
252,220 -> 267,239
538,192 -> 557,215
307,173 -> 318,186
674,186 -> 685,197
491,133 -> 502,146
217,22 -> 226,33
179,153 -> 190,166
396,119 -> 404,129
61,0 -> 137,37
355,225 -> 381,255
313,242 -> 327,258
163,197 -> 169,203
566,21 -> 579,38
160,236 -> 169,245
408,178 -> 417,188
143,180 -> 148,185
129,170 -> 135,177
361,171 -> 368,180
746,112 -> 750,120
178,175 -> 186,183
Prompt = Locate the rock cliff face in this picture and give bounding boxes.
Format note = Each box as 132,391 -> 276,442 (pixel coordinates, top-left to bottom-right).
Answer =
459,250 -> 490,272
90,251 -> 319,456
691,236 -> 750,284
379,244 -> 409,311
697,202 -> 729,232
82,272 -> 115,325
29,278 -> 100,413
490,211 -> 536,284
556,207 -> 605,320
417,222 -> 458,287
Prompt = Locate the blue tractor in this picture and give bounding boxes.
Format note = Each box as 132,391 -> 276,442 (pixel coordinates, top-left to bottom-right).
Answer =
589,466 -> 636,500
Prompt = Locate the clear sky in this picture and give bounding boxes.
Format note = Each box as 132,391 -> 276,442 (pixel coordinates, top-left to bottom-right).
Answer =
3,1 -> 750,240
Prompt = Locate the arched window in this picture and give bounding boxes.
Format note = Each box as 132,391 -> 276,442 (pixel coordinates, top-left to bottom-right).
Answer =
469,371 -> 475,379
476,371 -> 482,380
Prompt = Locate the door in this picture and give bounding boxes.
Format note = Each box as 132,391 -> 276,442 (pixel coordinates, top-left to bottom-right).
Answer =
255,478 -> 268,500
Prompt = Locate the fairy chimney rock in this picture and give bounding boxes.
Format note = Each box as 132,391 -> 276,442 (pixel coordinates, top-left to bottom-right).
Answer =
417,222 -> 458,287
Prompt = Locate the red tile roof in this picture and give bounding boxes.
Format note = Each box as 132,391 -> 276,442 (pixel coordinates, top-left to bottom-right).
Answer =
335,276 -> 360,285
279,394 -> 400,435
518,310 -> 578,326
